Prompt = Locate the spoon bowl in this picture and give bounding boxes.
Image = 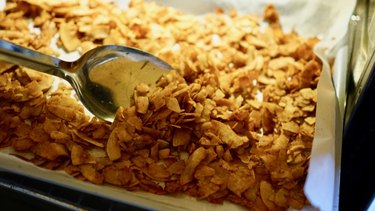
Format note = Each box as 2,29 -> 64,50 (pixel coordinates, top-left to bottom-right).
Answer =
0,40 -> 171,122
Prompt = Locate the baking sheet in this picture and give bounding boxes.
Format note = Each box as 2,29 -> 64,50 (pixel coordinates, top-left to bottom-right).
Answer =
0,0 -> 356,210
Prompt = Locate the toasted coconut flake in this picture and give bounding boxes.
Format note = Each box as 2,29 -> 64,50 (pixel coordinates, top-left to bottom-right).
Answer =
103,166 -> 132,186
180,147 -> 207,185
172,128 -> 191,147
73,130 -> 104,147
282,122 -> 300,134
71,144 -> 89,165
227,166 -> 256,197
80,164 -> 104,184
212,120 -> 249,149
260,180 -> 276,209
106,131 -> 122,161
135,96 -> 149,114
33,142 -> 68,160
0,1 -> 320,209
166,97 -> 182,113
59,21 -> 81,52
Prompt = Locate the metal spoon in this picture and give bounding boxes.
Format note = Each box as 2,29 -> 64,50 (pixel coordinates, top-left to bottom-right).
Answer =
0,39 -> 171,122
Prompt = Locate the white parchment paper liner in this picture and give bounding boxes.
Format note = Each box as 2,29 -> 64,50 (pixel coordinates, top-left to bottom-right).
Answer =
0,0 -> 356,210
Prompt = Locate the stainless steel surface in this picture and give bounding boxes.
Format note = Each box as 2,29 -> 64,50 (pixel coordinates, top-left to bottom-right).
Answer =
340,0 -> 375,210
0,39 -> 171,122
346,0 -> 375,124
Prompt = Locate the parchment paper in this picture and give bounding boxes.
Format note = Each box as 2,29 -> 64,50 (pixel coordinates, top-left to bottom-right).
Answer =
0,1 -> 356,210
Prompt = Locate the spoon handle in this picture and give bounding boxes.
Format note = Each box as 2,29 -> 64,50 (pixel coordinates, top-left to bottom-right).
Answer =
0,39 -> 70,78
